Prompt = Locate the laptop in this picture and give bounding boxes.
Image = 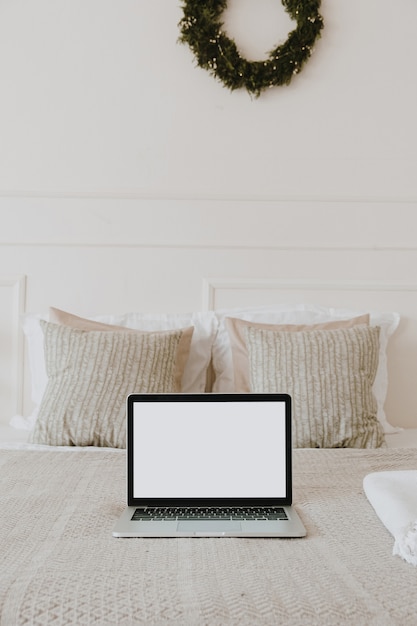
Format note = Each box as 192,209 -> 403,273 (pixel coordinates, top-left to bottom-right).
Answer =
112,393 -> 306,538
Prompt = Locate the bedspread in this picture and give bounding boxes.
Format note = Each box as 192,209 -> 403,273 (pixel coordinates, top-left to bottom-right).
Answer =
1,447 -> 417,626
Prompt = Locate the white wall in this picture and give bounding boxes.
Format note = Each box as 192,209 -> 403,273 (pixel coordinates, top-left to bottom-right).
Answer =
0,0 -> 416,199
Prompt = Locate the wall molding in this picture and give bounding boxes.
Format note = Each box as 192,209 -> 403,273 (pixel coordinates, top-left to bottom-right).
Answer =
2,243 -> 417,253
0,275 -> 26,415
202,278 -> 417,310
1,200 -> 416,249
0,189 -> 417,204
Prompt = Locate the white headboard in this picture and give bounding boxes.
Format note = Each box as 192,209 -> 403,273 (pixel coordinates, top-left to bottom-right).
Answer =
1,200 -> 416,429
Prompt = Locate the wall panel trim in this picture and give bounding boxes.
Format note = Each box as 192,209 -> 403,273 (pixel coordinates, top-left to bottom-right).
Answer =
202,278 -> 417,310
0,275 -> 26,415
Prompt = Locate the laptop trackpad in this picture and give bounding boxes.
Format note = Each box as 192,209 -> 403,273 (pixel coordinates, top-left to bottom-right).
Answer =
177,521 -> 242,532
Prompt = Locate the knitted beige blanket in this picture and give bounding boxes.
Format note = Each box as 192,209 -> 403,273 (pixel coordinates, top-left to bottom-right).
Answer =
1,447 -> 417,626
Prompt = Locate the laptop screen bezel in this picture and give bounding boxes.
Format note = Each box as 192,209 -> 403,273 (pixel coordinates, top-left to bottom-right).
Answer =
127,393 -> 292,507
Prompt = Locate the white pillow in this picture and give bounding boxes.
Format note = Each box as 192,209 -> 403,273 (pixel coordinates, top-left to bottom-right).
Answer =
212,304 -> 400,434
19,308 -> 218,430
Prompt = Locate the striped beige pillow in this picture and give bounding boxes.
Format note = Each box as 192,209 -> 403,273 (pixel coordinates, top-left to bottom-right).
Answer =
30,321 -> 193,448
225,314 -> 370,392
245,324 -> 385,448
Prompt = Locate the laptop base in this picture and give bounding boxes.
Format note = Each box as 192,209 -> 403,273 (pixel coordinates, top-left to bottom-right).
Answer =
112,505 -> 306,538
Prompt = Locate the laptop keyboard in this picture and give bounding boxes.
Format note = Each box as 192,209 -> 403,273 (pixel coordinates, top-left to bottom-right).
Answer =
132,506 -> 288,522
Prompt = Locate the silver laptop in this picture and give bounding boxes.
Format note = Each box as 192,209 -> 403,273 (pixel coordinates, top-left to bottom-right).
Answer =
112,393 -> 306,538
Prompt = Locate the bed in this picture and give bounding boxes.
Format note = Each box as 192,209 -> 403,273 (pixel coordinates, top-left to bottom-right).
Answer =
1,300 -> 417,625
1,446 -> 416,626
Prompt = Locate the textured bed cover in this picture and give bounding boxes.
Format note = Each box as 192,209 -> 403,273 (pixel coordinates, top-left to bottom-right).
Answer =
2,447 -> 417,626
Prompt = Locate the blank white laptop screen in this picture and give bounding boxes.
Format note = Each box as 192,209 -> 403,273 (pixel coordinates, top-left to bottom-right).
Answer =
132,400 -> 287,499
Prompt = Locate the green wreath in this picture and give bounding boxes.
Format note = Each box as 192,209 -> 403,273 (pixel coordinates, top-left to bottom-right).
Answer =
178,0 -> 324,97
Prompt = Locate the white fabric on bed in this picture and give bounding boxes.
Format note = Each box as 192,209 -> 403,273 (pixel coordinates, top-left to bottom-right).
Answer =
385,429 -> 417,448
0,425 -> 29,445
364,470 -> 417,566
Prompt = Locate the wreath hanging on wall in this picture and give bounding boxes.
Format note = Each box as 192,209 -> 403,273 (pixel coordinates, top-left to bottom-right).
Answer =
178,0 -> 324,97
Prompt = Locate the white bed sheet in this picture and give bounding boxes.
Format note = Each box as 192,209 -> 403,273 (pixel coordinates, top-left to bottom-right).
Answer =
385,429 -> 417,448
0,425 -> 30,445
